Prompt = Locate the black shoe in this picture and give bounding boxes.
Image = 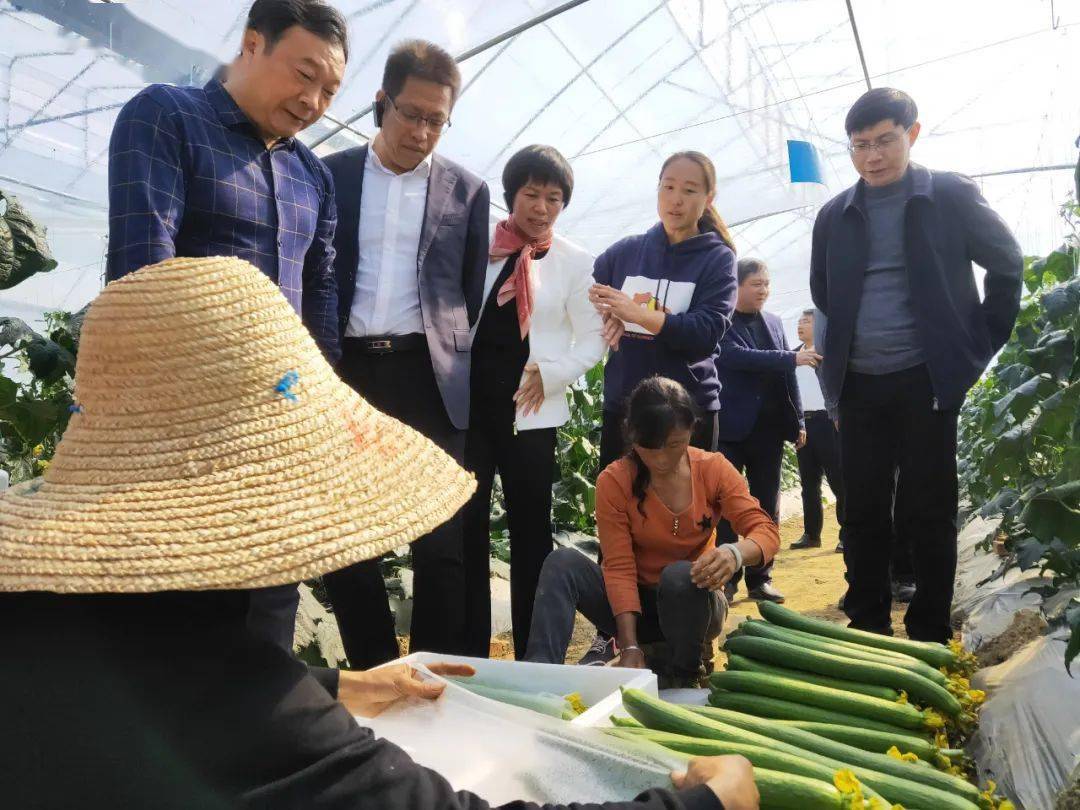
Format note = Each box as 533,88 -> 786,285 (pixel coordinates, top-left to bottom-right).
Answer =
791,533 -> 822,550
577,634 -> 617,666
748,582 -> 786,603
892,581 -> 916,604
838,593 -> 846,610
835,540 -> 845,553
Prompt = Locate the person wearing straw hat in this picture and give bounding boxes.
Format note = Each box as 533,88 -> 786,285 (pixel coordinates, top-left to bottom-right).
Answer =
0,256 -> 754,810
104,0 -> 351,652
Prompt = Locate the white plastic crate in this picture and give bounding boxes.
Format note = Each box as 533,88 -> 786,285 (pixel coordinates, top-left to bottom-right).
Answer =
382,651 -> 657,726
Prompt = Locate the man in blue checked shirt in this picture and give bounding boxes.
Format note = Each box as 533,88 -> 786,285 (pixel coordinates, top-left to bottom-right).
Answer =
106,0 -> 346,364
105,0 -> 348,653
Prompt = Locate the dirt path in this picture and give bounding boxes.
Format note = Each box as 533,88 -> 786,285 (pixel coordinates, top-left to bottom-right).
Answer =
488,503 -> 910,662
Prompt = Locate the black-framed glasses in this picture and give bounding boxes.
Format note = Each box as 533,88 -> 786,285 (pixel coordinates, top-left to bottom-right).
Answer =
385,96 -> 451,133
847,128 -> 908,156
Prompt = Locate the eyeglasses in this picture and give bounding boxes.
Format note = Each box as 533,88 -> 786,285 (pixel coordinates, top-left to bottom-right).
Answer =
848,129 -> 908,156
385,96 -> 451,133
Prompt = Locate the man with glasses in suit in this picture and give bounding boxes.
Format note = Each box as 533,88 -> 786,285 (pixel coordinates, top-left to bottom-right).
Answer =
321,40 -> 490,668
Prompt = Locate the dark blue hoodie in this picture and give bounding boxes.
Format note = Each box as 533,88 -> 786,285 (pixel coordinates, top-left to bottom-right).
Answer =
593,222 -> 737,414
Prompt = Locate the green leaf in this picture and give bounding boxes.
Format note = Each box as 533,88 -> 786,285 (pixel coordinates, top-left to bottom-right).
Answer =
1020,481 -> 1080,546
0,373 -> 17,409
0,316 -> 38,349
23,337 -> 75,384
0,212 -> 14,287
993,374 -> 1058,423
1015,537 -> 1047,570
1038,248 -> 1077,285
0,191 -> 57,289
995,363 -> 1036,392
1066,608 -> 1080,676
1041,280 -> 1080,325
0,398 -> 59,445
1033,381 -> 1080,441
1025,331 -> 1075,381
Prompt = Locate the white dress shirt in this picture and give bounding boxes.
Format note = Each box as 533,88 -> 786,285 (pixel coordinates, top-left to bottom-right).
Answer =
795,341 -> 826,412
345,146 -> 431,337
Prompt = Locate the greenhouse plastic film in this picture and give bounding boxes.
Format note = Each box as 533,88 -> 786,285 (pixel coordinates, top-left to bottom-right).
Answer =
952,515 -> 1007,625
968,631 -> 1080,809
359,664 -> 682,805
960,574 -> 1050,652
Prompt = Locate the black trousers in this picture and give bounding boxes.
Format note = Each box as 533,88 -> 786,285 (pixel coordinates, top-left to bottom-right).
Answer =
462,378 -> 557,661
324,340 -> 468,669
796,410 -> 845,540
715,417 -> 785,590
891,471 -> 916,584
839,364 -> 958,643
524,548 -> 725,675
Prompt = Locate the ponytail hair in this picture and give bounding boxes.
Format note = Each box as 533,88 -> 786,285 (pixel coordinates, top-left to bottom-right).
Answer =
659,151 -> 736,254
622,376 -> 700,516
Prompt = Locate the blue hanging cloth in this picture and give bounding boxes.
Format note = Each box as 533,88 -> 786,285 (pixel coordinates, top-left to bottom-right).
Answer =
787,139 -> 824,184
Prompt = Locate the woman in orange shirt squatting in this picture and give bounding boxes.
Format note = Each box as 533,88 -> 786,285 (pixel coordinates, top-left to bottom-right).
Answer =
524,376 -> 780,687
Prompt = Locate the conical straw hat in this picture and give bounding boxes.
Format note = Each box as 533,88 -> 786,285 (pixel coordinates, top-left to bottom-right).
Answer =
0,256 -> 476,593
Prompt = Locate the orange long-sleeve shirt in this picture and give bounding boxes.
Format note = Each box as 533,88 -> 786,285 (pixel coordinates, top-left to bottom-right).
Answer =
595,446 -> 781,616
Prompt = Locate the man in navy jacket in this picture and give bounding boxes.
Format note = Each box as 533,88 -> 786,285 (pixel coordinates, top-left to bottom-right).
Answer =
809,88 -> 1022,642
715,258 -> 817,604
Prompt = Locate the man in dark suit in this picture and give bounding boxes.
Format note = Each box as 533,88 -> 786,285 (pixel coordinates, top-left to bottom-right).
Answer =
810,88 -> 1022,642
714,259 -> 820,604
321,40 -> 490,667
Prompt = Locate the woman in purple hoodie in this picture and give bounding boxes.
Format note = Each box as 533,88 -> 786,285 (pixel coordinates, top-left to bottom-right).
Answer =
589,152 -> 738,472
581,151 -> 738,665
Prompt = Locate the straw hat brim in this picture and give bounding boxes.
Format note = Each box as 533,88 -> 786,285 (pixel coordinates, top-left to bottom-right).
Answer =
0,390 -> 476,592
0,256 -> 477,593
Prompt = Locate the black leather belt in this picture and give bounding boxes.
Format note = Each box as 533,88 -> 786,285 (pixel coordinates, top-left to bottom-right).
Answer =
345,334 -> 426,354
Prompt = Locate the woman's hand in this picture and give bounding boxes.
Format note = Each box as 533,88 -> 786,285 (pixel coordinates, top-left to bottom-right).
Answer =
589,283 -> 641,325
600,312 -> 626,350
690,545 -> 738,591
615,646 -> 647,669
514,363 -> 545,416
338,662 -> 476,717
795,349 -> 823,368
672,755 -> 758,810
795,428 -> 807,449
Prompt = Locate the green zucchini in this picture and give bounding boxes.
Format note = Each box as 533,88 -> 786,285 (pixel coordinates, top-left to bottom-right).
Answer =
726,652 -> 900,701
757,601 -> 955,669
621,688 -> 980,807
702,694 -> 917,734
741,619 -> 949,687
755,767 -> 875,810
604,728 -> 888,805
609,715 -> 644,729
725,635 -> 962,717
709,670 -> 926,730
775,720 -> 941,762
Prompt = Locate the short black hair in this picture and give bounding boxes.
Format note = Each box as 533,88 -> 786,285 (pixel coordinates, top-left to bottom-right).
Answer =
246,0 -> 349,62
383,39 -> 461,102
737,257 -> 767,284
801,308 -> 815,317
502,145 -> 574,210
845,88 -> 917,136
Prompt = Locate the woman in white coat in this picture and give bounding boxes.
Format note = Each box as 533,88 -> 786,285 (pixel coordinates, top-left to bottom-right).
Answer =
463,145 -> 605,660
